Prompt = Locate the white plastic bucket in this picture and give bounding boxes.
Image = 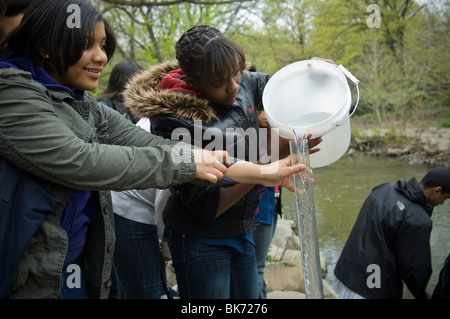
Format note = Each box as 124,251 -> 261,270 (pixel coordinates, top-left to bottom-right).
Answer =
262,60 -> 359,168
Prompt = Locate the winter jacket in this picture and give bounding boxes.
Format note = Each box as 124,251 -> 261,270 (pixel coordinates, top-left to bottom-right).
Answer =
432,252 -> 450,299
334,178 -> 433,299
125,61 -> 271,238
0,57 -> 197,298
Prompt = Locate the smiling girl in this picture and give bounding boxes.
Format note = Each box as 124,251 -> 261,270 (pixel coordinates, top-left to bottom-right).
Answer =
0,0 -> 234,299
0,1 -> 306,299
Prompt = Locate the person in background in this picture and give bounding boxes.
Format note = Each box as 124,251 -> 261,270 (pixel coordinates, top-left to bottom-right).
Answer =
109,115 -> 174,299
253,110 -> 285,299
98,59 -> 171,299
0,0 -> 33,41
333,167 -> 450,299
254,184 -> 282,298
97,60 -> 144,124
124,25 -> 322,299
97,59 -> 150,299
1,0 -> 297,299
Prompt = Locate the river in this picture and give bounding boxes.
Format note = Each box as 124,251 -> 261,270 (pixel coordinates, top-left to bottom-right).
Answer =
280,152 -> 450,299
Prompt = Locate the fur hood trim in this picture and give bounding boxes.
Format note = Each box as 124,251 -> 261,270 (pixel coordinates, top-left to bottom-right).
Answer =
123,60 -> 217,122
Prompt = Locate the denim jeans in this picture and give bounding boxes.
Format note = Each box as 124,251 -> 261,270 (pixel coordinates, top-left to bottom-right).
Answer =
253,212 -> 278,299
169,232 -> 258,299
112,214 -> 163,299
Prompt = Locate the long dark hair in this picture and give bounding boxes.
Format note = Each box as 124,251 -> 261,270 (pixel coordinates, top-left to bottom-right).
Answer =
0,0 -> 116,75
175,25 -> 247,85
1,0 -> 33,16
97,61 -> 144,104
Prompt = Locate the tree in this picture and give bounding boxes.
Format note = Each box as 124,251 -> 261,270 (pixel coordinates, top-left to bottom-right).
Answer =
92,0 -> 257,92
91,0 -> 449,124
231,0 -> 316,74
306,0 -> 446,124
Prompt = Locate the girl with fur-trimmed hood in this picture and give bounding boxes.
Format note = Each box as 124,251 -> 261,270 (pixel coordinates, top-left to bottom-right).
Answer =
124,25 -> 321,299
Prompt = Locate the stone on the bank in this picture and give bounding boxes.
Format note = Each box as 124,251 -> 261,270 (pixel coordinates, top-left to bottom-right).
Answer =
264,218 -> 338,299
267,291 -> 306,299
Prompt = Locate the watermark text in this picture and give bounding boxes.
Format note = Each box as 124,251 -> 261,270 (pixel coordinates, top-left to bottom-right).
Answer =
366,264 -> 381,288
367,4 -> 381,29
66,4 -> 81,29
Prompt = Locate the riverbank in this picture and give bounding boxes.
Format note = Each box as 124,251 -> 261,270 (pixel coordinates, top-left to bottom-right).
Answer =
265,218 -> 337,299
349,117 -> 450,168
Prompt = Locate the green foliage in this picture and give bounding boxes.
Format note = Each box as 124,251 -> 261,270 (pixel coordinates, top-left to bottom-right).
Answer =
96,0 -> 449,122
231,0 -> 316,74
266,254 -> 275,263
384,126 -> 407,146
438,111 -> 450,128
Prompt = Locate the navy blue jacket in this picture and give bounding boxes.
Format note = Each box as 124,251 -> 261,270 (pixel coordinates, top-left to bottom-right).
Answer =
0,163 -> 60,298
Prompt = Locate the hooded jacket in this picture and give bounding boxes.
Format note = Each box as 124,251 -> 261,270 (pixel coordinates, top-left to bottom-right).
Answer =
334,177 -> 433,299
0,55 -> 197,298
125,61 -> 271,238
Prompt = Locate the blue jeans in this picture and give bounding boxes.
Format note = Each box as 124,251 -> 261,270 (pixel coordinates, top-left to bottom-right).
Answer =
169,232 -> 258,299
112,214 -> 163,299
253,213 -> 278,299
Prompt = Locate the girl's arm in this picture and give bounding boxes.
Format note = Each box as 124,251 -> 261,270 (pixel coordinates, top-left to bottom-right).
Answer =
215,156 -> 306,218
223,156 -> 305,191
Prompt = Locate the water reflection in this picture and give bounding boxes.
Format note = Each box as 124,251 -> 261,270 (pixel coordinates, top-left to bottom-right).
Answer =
281,152 -> 450,299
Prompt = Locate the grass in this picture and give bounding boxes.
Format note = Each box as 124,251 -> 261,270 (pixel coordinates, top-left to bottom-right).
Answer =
437,110 -> 450,127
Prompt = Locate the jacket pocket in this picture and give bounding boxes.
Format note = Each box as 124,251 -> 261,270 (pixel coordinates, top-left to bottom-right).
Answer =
0,162 -> 60,298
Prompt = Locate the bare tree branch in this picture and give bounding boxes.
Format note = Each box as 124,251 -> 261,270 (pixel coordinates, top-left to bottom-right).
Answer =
101,0 -> 253,6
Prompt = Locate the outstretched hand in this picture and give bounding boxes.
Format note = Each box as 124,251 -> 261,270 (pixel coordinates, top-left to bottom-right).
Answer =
192,149 -> 230,183
291,133 -> 323,155
259,155 -> 307,192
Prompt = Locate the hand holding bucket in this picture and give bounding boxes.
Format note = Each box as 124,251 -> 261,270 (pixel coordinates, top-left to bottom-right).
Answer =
262,60 -> 360,168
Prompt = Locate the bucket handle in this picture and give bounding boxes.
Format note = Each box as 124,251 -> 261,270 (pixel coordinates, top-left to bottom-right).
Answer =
336,65 -> 360,126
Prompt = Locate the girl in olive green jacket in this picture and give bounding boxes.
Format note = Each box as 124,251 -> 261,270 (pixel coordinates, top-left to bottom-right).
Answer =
0,0 -> 304,299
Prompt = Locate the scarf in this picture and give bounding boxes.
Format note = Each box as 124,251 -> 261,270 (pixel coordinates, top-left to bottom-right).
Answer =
0,52 -> 85,101
158,68 -> 203,97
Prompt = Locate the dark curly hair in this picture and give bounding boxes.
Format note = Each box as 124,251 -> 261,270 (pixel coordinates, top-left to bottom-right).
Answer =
175,25 -> 247,85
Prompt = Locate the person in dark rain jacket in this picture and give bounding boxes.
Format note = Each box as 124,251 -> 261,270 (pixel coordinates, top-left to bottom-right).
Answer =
333,167 -> 450,299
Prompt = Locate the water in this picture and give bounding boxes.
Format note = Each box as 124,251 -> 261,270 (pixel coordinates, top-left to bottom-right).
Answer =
281,152 -> 450,299
265,72 -> 346,125
289,138 -> 324,299
284,111 -> 333,127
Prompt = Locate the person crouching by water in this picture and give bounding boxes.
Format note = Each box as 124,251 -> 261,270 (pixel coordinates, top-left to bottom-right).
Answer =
333,167 -> 450,299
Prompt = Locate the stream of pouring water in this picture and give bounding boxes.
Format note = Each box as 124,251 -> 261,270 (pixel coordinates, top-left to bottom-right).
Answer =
290,130 -> 324,299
